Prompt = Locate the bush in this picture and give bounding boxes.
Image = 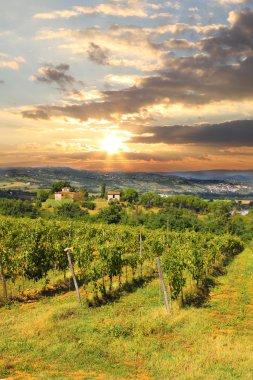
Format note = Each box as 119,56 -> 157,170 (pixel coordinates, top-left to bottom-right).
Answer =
0,198 -> 36,217
56,203 -> 88,219
82,201 -> 96,210
97,203 -> 124,224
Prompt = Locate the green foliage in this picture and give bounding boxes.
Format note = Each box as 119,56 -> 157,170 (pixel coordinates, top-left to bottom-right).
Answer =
0,198 -> 36,218
139,192 -> 163,208
51,181 -> 75,193
0,213 -> 245,305
82,201 -> 96,210
163,195 -> 209,212
230,217 -> 253,242
56,203 -> 88,219
121,188 -> 139,203
97,203 -> 124,224
100,183 -> 106,199
36,189 -> 50,202
80,187 -> 89,200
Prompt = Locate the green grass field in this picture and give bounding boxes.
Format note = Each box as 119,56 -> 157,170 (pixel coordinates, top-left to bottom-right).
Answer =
0,244 -> 253,379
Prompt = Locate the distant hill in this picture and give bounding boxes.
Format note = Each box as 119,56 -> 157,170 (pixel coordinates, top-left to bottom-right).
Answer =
0,167 -> 253,198
169,170 -> 253,182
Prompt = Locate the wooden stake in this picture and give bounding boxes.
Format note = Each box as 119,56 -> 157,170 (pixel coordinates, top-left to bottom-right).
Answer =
155,257 -> 171,314
139,231 -> 143,278
64,248 -> 81,304
0,258 -> 7,299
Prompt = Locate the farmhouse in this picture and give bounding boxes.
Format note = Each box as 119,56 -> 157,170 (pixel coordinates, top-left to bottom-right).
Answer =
235,200 -> 252,205
108,191 -> 121,202
55,187 -> 84,201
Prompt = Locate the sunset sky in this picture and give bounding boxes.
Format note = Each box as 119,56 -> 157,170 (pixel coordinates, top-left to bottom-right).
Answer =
1,0 -> 253,171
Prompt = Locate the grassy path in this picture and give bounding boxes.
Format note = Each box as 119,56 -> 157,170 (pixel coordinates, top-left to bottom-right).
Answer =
0,244 -> 253,379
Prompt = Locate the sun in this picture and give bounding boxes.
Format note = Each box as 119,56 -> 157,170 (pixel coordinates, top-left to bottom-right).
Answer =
101,134 -> 125,154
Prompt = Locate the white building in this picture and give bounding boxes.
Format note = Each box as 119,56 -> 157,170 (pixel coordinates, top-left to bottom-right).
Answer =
107,191 -> 121,201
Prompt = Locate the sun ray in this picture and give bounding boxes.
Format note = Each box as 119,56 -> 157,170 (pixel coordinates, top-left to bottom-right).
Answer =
100,133 -> 126,155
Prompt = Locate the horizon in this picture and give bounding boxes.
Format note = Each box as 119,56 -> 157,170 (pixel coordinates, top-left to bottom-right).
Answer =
1,166 -> 253,174
1,1 -> 253,171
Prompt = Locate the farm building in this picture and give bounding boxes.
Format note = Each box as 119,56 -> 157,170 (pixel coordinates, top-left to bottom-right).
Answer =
108,191 -> 121,202
55,187 -> 84,201
235,200 -> 252,205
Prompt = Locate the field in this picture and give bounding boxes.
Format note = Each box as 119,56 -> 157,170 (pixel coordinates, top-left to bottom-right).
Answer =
0,242 -> 253,379
0,182 -> 28,189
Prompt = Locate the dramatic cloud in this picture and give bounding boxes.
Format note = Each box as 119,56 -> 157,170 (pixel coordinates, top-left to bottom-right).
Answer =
30,64 -> 84,90
2,1 -> 253,171
22,53 -> 253,122
202,8 -> 253,59
131,120 -> 253,146
87,43 -> 110,65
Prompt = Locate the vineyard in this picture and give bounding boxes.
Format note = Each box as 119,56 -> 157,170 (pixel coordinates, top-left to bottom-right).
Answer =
0,216 -> 244,307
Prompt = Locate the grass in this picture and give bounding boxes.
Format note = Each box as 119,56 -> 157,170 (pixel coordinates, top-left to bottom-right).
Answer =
0,244 -> 253,379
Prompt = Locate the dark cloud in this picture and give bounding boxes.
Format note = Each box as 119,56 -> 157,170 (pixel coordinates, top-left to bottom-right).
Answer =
131,120 -> 253,146
32,64 -> 84,90
0,80 -> 4,84
22,54 -> 253,121
22,108 -> 50,120
87,43 -> 110,65
21,9 -> 253,123
202,8 -> 253,60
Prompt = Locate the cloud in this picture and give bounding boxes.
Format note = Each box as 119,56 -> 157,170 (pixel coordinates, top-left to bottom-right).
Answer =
30,64 -> 84,90
0,61 -> 19,70
0,80 -> 4,84
33,1 -> 175,20
34,1 -> 149,20
20,8 -> 253,128
34,10 -> 79,20
218,0 -> 250,4
202,8 -> 253,60
36,25 -> 166,70
22,51 -> 253,123
22,108 -> 50,120
0,53 -> 26,70
131,120 -> 253,146
35,21 -> 225,72
105,74 -> 140,87
163,39 -> 198,49
87,43 -> 110,65
74,3 -> 148,18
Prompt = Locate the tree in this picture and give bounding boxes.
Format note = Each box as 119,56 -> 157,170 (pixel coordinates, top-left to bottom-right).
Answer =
100,183 -> 106,199
139,192 -> 162,209
80,187 -> 89,200
82,201 -> 96,210
56,203 -> 88,219
51,181 -> 75,193
37,189 -> 50,202
97,203 -> 123,224
0,199 -> 35,218
121,188 -> 139,203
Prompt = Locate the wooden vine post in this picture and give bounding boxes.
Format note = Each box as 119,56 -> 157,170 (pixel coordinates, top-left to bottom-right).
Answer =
155,257 -> 171,315
0,255 -> 7,299
64,247 -> 81,304
139,231 -> 143,278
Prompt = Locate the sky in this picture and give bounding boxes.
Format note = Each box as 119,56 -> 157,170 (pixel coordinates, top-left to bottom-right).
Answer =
1,0 -> 253,172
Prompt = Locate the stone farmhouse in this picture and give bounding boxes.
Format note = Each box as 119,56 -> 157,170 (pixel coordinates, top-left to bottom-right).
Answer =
55,187 -> 84,201
107,191 -> 121,202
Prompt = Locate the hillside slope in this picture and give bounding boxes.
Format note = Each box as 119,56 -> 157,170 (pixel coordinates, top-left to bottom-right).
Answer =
0,244 -> 253,379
